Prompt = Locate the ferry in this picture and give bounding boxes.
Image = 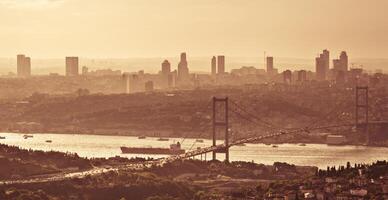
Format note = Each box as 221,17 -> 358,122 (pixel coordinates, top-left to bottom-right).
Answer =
120,142 -> 185,155
138,136 -> 146,139
157,138 -> 169,141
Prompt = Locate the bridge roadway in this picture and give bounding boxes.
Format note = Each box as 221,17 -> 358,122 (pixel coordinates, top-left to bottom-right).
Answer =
0,123 -> 353,185
161,123 -> 354,163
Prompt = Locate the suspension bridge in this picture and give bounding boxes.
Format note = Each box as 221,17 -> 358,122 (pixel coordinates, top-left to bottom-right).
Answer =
161,86 -> 380,164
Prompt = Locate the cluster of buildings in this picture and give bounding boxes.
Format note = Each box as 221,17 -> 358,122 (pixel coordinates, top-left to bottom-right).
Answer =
12,50 -> 383,94
265,165 -> 388,200
315,49 -> 349,83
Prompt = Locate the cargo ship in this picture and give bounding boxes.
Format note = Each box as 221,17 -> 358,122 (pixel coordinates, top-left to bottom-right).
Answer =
120,142 -> 185,155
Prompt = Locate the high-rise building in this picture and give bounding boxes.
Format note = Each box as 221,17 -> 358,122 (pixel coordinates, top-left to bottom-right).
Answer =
66,57 -> 79,76
177,52 -> 189,82
339,51 -> 348,72
315,50 -> 330,81
283,70 -> 292,84
161,60 -> 172,88
333,51 -> 348,74
217,55 -> 225,74
17,54 -> 31,77
161,60 -> 171,76
211,56 -> 217,76
266,56 -> 274,75
25,57 -> 31,76
322,49 -> 330,75
17,54 -> 25,77
316,56 -> 326,81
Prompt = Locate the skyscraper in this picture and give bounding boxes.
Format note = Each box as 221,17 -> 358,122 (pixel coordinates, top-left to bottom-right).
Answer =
316,56 -> 326,81
322,49 -> 330,75
333,51 -> 348,73
339,51 -> 348,72
161,60 -> 171,76
162,59 -> 172,88
17,54 -> 31,77
25,57 -> 31,76
283,70 -> 292,84
266,56 -> 274,75
211,56 -> 217,76
177,52 -> 189,82
315,50 -> 329,81
217,55 -> 225,74
66,57 -> 79,76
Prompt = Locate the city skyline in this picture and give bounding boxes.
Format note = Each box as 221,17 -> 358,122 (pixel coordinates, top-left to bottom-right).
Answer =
0,0 -> 387,59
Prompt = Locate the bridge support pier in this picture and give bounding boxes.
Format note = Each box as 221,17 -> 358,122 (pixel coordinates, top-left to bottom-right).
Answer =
212,97 -> 229,162
356,86 -> 369,144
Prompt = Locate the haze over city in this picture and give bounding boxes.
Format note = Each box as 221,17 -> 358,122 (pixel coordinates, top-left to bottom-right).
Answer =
1,0 -> 388,59
0,1 -> 387,200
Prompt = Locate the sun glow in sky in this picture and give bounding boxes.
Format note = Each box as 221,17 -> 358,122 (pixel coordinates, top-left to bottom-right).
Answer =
0,0 -> 387,59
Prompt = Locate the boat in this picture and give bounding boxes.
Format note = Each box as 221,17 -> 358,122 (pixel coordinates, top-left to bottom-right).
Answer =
157,138 -> 169,141
272,145 -> 278,148
299,143 -> 306,146
23,135 -> 33,139
265,143 -> 271,146
138,136 -> 146,139
195,139 -> 204,143
0,136 -> 5,139
45,140 -> 52,143
121,142 -> 185,155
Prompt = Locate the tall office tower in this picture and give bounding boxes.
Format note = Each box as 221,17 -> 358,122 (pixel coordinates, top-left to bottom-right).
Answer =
283,70 -> 292,84
217,55 -> 225,74
17,54 -> 31,77
161,60 -> 171,76
65,57 -> 79,76
211,56 -> 217,76
333,51 -> 349,73
25,57 -> 31,76
315,56 -> 326,81
322,49 -> 330,79
17,54 -> 25,77
339,51 -> 348,72
266,56 -> 274,75
177,52 -> 189,82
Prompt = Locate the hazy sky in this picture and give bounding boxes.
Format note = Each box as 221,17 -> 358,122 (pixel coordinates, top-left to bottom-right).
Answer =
0,0 -> 387,59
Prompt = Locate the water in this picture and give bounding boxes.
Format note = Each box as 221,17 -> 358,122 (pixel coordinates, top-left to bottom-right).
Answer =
0,132 -> 387,169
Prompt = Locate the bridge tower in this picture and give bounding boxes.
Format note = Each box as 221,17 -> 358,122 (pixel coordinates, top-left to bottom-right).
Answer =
212,97 -> 229,162
355,86 -> 369,144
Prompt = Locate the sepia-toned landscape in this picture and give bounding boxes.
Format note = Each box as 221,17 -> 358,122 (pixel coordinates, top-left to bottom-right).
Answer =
0,0 -> 387,199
